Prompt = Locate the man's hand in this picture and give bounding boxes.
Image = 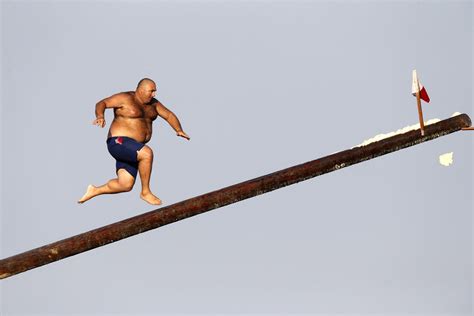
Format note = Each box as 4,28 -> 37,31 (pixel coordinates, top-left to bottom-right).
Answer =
176,130 -> 190,140
92,117 -> 106,128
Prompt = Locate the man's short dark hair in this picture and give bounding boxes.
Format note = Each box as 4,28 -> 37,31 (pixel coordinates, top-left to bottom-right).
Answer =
137,78 -> 155,89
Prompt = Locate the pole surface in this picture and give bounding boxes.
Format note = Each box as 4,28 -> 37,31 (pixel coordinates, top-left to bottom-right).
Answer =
0,113 -> 471,280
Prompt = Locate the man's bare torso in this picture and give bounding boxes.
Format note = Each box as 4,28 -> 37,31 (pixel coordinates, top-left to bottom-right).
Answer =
108,92 -> 158,143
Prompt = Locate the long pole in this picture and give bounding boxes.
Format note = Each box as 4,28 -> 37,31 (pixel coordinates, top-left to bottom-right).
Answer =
0,113 -> 471,280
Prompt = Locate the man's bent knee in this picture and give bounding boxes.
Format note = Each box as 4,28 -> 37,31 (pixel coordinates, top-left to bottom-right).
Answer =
118,169 -> 135,191
120,179 -> 134,192
137,145 -> 153,161
123,184 -> 134,192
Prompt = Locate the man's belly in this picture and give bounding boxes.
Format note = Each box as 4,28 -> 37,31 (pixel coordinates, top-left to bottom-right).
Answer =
109,119 -> 152,143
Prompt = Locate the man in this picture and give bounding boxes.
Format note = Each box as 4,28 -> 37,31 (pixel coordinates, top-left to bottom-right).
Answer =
78,78 -> 190,205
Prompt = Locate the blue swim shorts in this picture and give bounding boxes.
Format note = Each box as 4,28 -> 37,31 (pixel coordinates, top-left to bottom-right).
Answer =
106,136 -> 145,178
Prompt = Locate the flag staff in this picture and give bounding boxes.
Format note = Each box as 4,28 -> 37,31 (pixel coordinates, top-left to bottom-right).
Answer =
415,82 -> 425,136
413,69 -> 425,136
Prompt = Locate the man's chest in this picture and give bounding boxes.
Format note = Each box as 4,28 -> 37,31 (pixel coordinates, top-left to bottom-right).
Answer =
116,102 -> 158,120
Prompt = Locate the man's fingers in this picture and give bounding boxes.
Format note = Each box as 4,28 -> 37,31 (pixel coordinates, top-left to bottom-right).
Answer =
177,131 -> 190,140
91,119 -> 105,127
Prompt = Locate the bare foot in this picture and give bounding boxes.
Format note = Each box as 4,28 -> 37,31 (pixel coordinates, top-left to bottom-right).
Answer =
140,192 -> 162,205
78,185 -> 97,204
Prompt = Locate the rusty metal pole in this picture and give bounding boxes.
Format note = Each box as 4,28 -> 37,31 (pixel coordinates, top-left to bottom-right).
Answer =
0,114 -> 471,280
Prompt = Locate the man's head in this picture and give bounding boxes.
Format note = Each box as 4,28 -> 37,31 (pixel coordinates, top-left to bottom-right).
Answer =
136,78 -> 157,103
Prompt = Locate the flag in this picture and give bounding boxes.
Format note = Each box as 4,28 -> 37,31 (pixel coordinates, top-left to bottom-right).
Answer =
412,69 -> 430,103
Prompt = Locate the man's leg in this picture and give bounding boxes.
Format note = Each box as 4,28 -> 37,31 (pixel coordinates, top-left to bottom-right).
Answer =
78,169 -> 135,203
136,145 -> 162,205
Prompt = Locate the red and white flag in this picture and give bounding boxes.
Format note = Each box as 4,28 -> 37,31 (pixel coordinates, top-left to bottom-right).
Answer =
412,69 -> 430,103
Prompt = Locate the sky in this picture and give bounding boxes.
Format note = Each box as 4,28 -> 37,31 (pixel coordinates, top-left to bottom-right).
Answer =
1,0 -> 473,315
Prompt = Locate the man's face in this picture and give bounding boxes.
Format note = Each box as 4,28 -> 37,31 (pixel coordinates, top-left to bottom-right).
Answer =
140,83 -> 157,102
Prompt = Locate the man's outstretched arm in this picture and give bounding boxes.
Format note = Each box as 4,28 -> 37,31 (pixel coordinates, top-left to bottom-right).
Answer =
155,100 -> 190,140
92,93 -> 126,128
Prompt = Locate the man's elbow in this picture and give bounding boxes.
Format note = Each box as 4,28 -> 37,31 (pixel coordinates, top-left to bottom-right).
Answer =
96,101 -> 106,109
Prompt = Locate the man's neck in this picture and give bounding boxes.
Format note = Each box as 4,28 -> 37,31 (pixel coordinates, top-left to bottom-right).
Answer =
133,92 -> 145,105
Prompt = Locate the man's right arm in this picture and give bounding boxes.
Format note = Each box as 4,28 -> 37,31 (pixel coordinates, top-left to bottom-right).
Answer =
92,92 -> 127,128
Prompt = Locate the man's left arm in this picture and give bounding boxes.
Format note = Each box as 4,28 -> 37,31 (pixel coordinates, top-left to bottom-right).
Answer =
155,100 -> 190,140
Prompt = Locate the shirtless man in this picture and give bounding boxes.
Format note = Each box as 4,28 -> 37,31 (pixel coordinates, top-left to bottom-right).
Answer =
78,78 -> 190,205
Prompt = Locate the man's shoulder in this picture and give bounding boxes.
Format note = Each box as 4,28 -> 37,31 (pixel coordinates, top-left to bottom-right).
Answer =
115,91 -> 134,98
150,97 -> 162,106
107,91 -> 134,102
